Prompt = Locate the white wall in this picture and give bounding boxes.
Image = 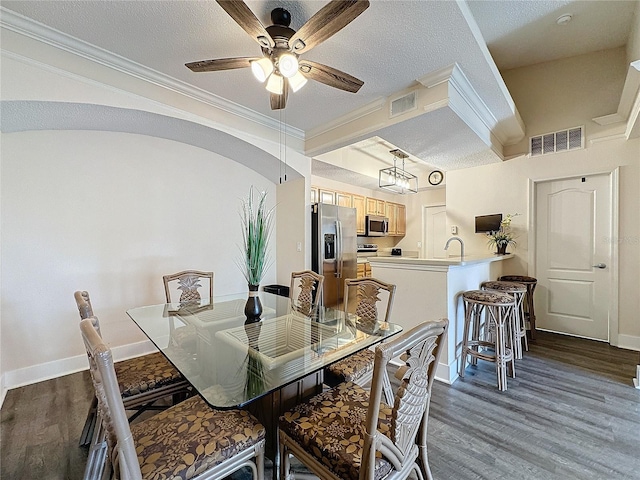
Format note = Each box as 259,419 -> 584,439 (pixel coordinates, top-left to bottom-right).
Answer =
0,130 -> 278,386
276,177 -> 308,285
502,47 -> 628,157
446,46 -> 640,345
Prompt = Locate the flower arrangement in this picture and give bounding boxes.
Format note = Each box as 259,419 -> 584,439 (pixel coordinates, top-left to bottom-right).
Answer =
487,213 -> 519,254
237,187 -> 275,286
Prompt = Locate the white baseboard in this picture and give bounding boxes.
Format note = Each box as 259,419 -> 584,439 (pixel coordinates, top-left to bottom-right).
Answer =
634,365 -> 640,389
1,340 -> 156,399
617,334 -> 640,352
387,357 -> 458,385
435,359 -> 459,385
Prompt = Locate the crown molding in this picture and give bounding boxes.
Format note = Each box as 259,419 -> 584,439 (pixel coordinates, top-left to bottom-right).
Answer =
417,63 -> 525,147
305,97 -> 386,142
0,7 -> 305,141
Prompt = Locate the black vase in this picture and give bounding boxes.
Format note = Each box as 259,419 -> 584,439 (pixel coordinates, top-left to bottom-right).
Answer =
497,243 -> 508,255
244,284 -> 263,323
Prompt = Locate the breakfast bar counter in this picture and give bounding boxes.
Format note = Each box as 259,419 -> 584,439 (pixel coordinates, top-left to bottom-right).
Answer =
369,254 -> 514,383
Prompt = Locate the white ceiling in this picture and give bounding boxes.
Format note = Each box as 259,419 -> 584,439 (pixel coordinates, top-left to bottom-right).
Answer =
1,0 -> 637,186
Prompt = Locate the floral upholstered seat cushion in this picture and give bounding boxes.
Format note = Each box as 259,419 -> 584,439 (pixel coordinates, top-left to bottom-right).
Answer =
463,289 -> 514,306
499,275 -> 537,284
279,381 -> 393,480
325,349 -> 374,384
130,396 -> 265,480
114,352 -> 184,398
481,281 -> 527,293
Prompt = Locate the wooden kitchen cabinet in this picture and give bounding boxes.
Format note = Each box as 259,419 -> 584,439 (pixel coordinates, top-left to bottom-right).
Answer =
335,191 -> 352,208
318,189 -> 335,204
386,202 -> 407,236
366,197 -> 386,216
396,204 -> 406,236
357,262 -> 372,278
352,194 -> 366,235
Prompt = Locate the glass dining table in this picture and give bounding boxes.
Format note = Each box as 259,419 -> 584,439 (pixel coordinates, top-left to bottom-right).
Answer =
127,291 -> 402,478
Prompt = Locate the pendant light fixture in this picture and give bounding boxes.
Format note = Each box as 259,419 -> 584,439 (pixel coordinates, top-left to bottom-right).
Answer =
379,149 -> 418,194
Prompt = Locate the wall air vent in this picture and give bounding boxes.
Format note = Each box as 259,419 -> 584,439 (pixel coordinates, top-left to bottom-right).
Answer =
530,126 -> 583,157
390,91 -> 417,118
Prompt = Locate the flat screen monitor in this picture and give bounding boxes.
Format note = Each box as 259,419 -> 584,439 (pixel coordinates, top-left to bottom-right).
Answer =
475,214 -> 502,233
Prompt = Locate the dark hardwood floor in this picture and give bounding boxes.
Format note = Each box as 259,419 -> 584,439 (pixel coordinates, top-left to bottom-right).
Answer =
2,331 -> 639,479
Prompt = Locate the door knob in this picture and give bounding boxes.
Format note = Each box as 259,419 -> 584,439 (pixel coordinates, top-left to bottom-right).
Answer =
592,263 -> 606,269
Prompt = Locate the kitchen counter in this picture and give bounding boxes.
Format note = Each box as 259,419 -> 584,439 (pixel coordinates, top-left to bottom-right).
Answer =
369,253 -> 514,384
369,253 -> 513,268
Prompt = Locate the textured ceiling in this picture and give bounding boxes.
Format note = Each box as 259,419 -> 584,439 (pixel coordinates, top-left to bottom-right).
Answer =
2,0 -> 637,185
468,0 -> 637,70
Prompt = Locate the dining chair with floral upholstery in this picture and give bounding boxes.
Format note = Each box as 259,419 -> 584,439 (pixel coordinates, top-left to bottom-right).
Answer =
279,319 -> 448,480
74,291 -> 191,453
289,270 -> 324,317
324,277 -> 396,387
75,291 -> 191,412
79,317 -> 266,480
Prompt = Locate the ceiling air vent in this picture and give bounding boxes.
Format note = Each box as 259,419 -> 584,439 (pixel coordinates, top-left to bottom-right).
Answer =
530,126 -> 583,157
390,91 -> 417,118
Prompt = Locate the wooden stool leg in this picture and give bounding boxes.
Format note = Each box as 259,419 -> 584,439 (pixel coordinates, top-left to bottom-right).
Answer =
527,284 -> 537,340
459,301 -> 473,378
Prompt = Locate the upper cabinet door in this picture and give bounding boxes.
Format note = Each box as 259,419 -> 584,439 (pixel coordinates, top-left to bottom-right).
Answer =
352,194 -> 366,235
318,189 -> 335,205
335,192 -> 352,208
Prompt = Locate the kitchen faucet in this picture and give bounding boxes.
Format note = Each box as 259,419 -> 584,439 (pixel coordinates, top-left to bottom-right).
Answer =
444,236 -> 464,260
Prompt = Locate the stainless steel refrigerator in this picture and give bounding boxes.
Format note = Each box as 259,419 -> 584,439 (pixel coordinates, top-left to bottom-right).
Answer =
311,203 -> 357,309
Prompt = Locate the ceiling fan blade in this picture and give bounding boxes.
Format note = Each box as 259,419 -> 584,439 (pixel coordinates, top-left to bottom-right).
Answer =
216,0 -> 274,48
299,60 -> 364,93
270,79 -> 289,110
185,57 -> 260,72
288,0 -> 370,54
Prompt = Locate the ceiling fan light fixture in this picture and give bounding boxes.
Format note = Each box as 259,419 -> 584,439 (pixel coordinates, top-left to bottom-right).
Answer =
266,73 -> 284,94
251,57 -> 274,83
278,53 -> 299,78
288,70 -> 308,92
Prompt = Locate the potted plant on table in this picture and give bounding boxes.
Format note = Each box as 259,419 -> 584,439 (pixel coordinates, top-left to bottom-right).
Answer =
487,213 -> 519,255
237,186 -> 275,322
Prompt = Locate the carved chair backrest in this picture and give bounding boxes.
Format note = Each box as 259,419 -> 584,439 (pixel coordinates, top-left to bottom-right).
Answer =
74,290 -> 101,336
79,318 -> 142,480
289,270 -> 324,316
163,270 -> 214,305
360,319 -> 448,480
343,277 -> 396,331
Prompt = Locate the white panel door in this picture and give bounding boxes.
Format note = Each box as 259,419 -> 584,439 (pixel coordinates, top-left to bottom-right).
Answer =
535,174 -> 611,341
424,205 -> 447,258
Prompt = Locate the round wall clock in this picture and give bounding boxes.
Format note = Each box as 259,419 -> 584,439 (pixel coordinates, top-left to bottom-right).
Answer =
428,170 -> 444,186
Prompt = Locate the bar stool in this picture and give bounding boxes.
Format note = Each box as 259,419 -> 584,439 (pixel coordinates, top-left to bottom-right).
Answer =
460,290 -> 516,391
499,275 -> 538,340
481,281 -> 528,359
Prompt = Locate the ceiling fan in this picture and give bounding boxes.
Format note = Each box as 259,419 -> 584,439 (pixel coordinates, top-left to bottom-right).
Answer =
186,0 -> 370,110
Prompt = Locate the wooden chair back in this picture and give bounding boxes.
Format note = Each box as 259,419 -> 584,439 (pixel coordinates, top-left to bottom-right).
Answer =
344,277 -> 396,333
74,290 -> 101,336
162,270 -> 214,304
79,318 -> 142,480
362,319 -> 448,480
289,270 -> 324,316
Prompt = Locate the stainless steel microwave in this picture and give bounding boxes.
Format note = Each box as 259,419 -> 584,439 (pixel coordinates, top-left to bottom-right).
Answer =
365,215 -> 389,237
